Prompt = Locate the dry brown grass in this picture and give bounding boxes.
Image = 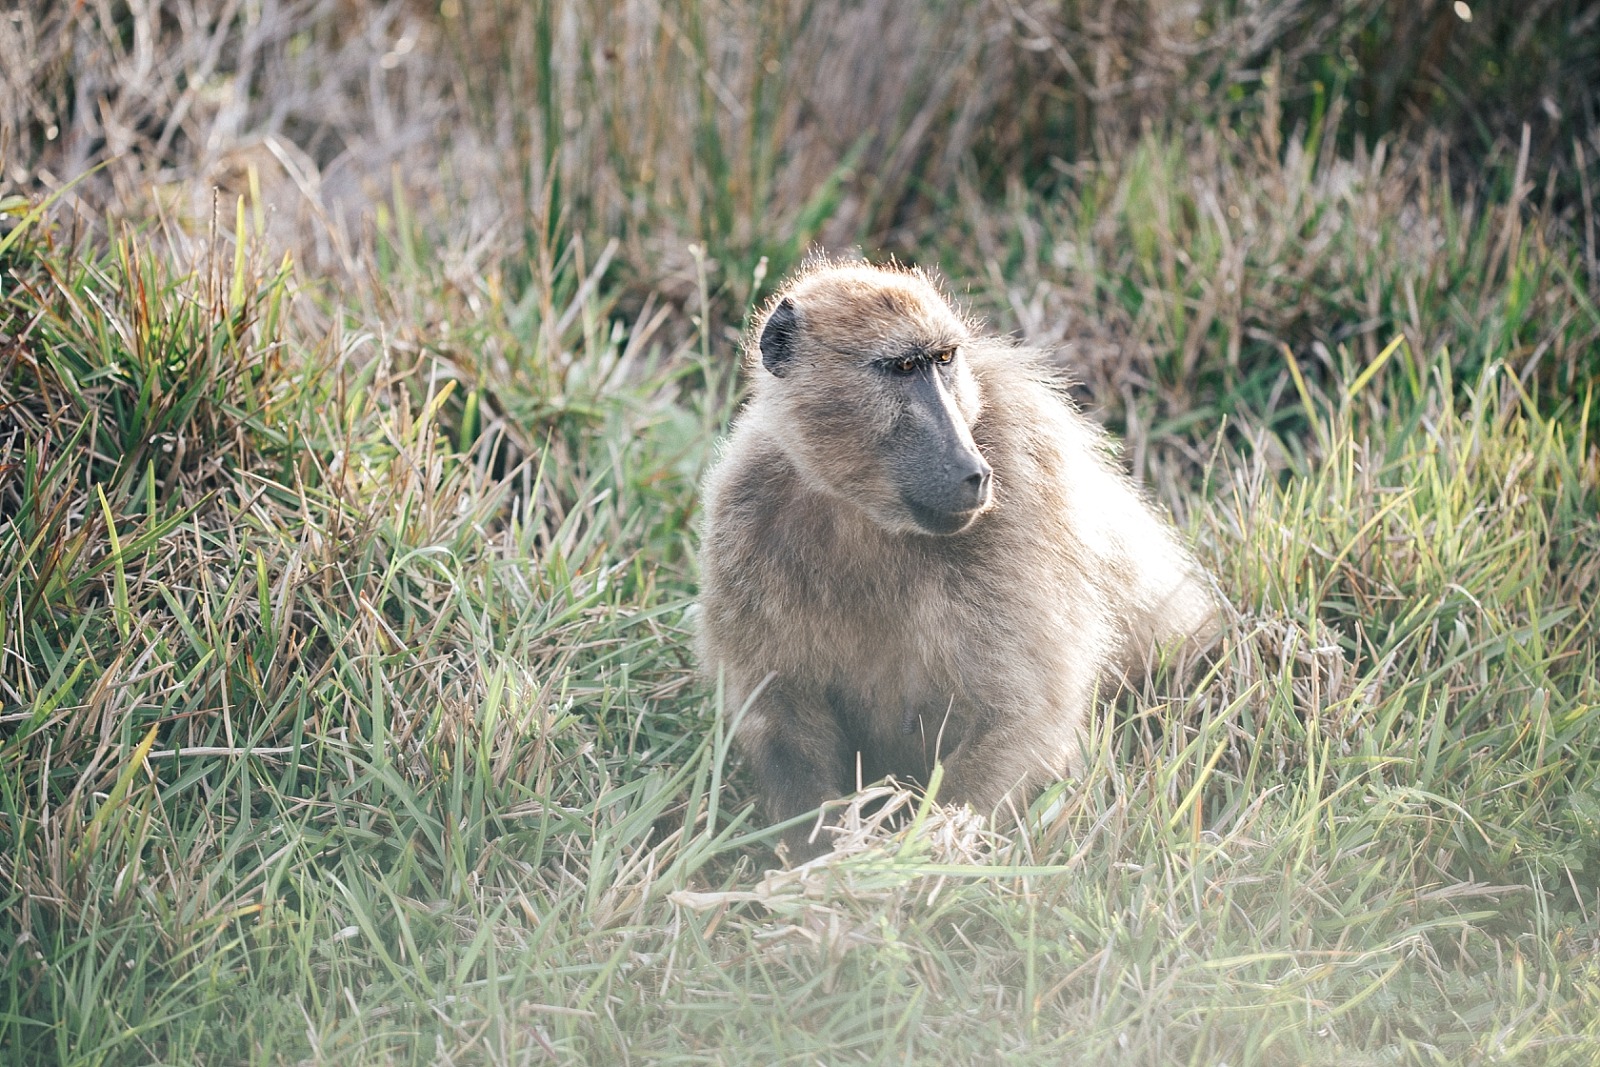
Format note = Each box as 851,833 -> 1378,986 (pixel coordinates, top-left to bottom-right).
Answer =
7,1 -> 1594,308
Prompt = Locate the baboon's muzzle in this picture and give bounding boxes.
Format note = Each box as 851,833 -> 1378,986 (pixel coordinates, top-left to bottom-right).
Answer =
896,365 -> 993,535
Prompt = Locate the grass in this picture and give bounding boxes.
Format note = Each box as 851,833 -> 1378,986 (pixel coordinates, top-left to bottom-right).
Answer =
3,2 -> 1600,1064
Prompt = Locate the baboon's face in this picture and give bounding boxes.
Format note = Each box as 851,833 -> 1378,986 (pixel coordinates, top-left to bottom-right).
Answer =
756,271 -> 994,536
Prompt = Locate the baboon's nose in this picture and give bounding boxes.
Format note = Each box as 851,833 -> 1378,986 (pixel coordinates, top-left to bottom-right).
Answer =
960,457 -> 993,508
904,451 -> 994,534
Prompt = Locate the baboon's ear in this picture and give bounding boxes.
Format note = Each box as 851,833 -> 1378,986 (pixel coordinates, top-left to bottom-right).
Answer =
759,297 -> 799,378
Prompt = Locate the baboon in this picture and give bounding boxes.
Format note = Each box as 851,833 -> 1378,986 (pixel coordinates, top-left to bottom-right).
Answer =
697,260 -> 1218,861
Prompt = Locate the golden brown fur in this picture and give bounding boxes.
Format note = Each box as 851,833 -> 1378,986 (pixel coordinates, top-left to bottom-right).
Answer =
697,260 -> 1218,860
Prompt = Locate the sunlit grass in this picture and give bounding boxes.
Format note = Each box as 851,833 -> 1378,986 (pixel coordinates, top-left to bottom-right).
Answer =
4,186 -> 1597,1064
3,3 -> 1599,1064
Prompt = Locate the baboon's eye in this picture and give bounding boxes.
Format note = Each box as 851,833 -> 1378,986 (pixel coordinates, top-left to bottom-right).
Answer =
891,357 -> 919,375
932,348 -> 955,365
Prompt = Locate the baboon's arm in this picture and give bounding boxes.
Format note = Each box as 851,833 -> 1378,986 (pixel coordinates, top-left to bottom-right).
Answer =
733,680 -> 852,863
934,725 -> 1052,825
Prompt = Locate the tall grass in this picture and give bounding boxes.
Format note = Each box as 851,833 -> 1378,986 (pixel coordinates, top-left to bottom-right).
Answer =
937,119 -> 1600,484
2,1 -> 1598,1063
7,3 -> 1595,298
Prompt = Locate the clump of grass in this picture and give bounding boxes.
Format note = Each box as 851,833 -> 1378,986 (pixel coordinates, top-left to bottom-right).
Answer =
0,199 -> 730,1063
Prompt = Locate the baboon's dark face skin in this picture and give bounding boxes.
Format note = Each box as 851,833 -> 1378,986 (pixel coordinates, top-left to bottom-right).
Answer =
879,357 -> 993,533
756,280 -> 994,537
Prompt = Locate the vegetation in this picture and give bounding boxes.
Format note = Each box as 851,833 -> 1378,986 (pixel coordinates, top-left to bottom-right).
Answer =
2,1 -> 1597,1063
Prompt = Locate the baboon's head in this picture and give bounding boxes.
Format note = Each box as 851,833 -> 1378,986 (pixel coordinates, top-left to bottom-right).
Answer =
753,263 -> 994,536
